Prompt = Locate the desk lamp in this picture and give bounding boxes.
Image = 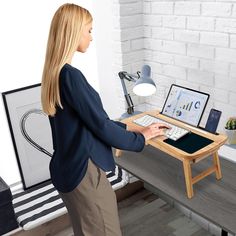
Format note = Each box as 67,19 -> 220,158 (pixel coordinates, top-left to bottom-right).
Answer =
118,65 -> 156,119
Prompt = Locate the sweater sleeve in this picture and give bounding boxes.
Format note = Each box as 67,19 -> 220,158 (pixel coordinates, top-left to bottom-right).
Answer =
61,67 -> 145,152
112,120 -> 127,129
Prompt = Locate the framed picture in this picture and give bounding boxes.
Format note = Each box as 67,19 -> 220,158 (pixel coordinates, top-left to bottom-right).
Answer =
2,84 -> 53,189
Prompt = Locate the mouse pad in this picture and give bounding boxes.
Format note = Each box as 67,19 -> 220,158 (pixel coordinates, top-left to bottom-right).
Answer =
164,132 -> 214,154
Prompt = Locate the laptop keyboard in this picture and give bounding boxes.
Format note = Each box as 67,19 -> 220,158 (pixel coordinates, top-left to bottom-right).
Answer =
133,114 -> 190,141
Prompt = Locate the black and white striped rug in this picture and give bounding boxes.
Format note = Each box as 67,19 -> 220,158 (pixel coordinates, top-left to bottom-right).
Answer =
12,166 -> 129,230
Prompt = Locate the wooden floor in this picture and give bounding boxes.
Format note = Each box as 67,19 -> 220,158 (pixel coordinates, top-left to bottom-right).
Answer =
55,188 -> 212,236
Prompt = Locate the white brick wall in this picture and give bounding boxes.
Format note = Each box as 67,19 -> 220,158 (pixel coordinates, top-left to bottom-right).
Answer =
233,4 -> 236,17
143,15 -> 162,26
200,32 -> 229,47
113,0 -> 236,132
114,15 -> 143,29
174,30 -> 199,43
202,3 -> 232,17
187,44 -> 214,59
153,51 -> 174,64
230,64 -> 236,78
188,69 -> 214,86
175,2 -> 200,16
114,1 -> 142,16
152,27 -> 173,40
162,64 -> 187,80
187,17 -> 215,31
162,40 -> 186,55
152,2 -> 173,15
175,55 -> 199,69
216,18 -> 236,33
163,16 -> 186,29
230,35 -> 236,48
200,59 -> 229,75
216,48 -> 236,63
112,1 -> 144,114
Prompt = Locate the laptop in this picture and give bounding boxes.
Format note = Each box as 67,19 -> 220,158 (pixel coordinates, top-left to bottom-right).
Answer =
133,84 -> 210,140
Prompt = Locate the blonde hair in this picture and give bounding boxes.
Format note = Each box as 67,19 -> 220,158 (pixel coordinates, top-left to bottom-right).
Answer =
41,3 -> 92,116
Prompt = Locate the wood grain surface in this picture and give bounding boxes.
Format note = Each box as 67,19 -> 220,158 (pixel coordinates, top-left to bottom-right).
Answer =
114,145 -> 236,234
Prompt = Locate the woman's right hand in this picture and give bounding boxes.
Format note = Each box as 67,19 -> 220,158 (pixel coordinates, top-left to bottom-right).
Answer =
140,123 -> 170,141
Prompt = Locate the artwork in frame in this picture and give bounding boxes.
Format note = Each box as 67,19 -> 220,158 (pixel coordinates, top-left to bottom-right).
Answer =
2,84 -> 53,189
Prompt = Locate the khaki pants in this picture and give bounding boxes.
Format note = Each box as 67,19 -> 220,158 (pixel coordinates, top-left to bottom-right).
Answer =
59,159 -> 122,236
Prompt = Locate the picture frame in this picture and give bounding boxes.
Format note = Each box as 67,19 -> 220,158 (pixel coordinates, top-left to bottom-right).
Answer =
2,84 -> 53,189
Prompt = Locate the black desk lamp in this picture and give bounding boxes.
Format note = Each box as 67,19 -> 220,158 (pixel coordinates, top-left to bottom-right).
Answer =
118,65 -> 156,119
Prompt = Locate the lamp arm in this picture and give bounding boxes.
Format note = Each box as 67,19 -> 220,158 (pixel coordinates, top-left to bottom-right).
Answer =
124,72 -> 138,81
118,72 -> 134,114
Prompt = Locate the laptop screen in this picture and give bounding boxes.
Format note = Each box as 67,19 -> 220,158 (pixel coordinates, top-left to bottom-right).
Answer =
161,84 -> 209,127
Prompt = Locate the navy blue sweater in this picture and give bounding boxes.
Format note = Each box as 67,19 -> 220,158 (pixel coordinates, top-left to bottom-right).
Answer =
49,64 -> 145,192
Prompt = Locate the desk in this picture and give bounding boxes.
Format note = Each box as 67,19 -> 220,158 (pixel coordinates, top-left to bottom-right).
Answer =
115,110 -> 227,199
113,146 -> 236,235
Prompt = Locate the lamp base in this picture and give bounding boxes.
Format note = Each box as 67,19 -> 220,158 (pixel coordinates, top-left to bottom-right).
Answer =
120,110 -> 142,120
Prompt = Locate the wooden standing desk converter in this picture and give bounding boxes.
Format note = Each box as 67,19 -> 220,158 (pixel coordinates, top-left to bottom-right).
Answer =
115,110 -> 227,199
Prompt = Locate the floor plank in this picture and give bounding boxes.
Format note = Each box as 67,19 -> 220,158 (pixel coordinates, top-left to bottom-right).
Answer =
55,188 -> 212,236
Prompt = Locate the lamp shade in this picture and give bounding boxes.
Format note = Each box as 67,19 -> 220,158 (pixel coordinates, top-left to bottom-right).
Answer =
133,65 -> 156,96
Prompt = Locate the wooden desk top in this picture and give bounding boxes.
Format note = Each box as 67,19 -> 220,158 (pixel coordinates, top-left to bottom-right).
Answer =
121,110 -> 227,161
114,146 -> 236,234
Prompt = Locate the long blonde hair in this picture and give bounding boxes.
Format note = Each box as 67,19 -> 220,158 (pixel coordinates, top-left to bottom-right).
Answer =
41,3 -> 92,116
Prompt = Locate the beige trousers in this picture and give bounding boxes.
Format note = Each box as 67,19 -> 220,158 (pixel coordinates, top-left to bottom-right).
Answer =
59,159 -> 122,236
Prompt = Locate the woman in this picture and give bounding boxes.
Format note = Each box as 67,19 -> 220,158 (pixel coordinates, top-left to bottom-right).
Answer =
41,3 -> 167,236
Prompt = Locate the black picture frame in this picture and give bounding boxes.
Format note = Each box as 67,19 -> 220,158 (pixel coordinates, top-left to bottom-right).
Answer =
2,84 -> 52,190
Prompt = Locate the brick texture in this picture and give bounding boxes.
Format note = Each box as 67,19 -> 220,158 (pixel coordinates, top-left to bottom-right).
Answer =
113,0 -> 236,132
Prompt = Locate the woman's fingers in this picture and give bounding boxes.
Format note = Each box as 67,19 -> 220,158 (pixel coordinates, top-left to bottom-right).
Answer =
149,122 -> 170,130
140,122 -> 172,141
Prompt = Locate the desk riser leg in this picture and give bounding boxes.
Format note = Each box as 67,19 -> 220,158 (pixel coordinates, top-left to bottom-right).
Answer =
183,160 -> 194,199
115,149 -> 122,157
213,152 -> 222,180
192,166 -> 216,184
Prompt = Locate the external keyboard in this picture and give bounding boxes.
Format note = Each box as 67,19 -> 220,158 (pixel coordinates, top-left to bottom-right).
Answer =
133,114 -> 190,141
